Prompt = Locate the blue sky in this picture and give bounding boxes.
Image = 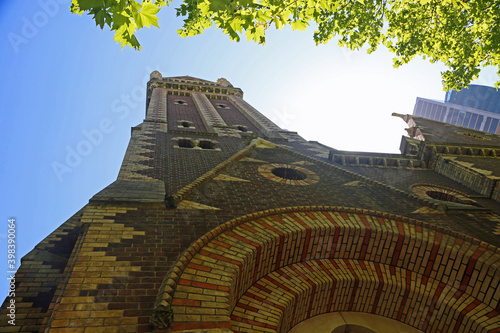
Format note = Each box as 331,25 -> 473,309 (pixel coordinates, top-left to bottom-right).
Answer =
1,1 -> 498,297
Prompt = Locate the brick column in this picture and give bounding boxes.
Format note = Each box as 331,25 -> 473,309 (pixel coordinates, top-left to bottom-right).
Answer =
146,88 -> 167,122
191,92 -> 227,133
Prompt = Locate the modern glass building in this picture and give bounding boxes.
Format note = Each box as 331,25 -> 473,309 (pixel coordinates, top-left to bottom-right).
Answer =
445,84 -> 500,114
413,96 -> 500,135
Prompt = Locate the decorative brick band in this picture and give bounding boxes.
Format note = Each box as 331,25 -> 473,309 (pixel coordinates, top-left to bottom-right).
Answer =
329,153 -> 427,169
153,207 -> 500,332
434,156 -> 497,197
430,144 -> 500,157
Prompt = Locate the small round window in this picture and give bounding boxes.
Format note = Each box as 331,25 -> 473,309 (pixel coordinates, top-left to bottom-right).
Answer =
258,163 -> 319,185
271,168 -> 307,180
412,185 -> 479,207
426,191 -> 464,203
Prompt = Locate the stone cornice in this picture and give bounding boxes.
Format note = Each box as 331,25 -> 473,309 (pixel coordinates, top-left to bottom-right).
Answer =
146,78 -> 244,109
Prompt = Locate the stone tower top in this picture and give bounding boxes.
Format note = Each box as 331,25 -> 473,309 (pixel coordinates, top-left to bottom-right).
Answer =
216,77 -> 233,87
150,70 -> 162,80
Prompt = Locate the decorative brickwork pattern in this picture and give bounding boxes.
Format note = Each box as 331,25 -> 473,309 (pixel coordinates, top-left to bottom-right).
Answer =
411,185 -> 479,208
146,88 -> 167,122
5,74 -> 500,333
44,205 -> 147,333
228,96 -> 283,139
299,141 -> 331,159
160,207 -> 500,332
494,182 -> 500,203
330,153 -> 426,169
484,213 -> 500,235
233,260 -> 495,332
117,127 -> 158,182
191,93 -> 226,132
167,95 -> 208,133
0,211 -> 82,332
434,156 -> 496,196
258,163 -> 319,185
209,98 -> 263,137
91,180 -> 165,202
429,144 -> 500,158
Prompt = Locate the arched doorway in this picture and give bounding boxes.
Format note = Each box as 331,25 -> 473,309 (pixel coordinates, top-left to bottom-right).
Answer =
289,312 -> 422,333
152,207 -> 500,332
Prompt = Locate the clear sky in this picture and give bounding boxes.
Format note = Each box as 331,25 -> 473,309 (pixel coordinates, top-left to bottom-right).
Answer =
0,1 -> 498,297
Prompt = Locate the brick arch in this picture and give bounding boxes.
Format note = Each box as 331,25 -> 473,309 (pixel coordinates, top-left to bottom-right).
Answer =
232,260 -> 495,332
152,207 -> 500,332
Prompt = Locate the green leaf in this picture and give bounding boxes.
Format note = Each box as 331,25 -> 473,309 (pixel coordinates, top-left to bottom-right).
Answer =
133,1 -> 160,29
256,11 -> 272,23
229,17 -> 243,33
94,9 -> 111,29
274,18 -> 283,30
78,0 -> 105,11
130,0 -> 141,11
70,0 -> 500,89
112,12 -> 130,30
291,20 -> 307,31
208,0 -> 227,12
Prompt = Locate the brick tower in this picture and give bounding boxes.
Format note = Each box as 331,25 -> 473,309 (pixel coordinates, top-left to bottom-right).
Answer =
2,72 -> 500,332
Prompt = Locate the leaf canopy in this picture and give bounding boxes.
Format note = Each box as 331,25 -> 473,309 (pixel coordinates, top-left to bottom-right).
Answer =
70,0 -> 500,90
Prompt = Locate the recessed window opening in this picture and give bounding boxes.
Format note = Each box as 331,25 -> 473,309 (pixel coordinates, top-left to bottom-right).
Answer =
426,191 -> 478,206
237,126 -> 247,132
175,100 -> 187,105
217,104 -> 228,109
199,141 -> 215,149
272,167 -> 307,181
178,139 -> 194,148
181,122 -> 190,128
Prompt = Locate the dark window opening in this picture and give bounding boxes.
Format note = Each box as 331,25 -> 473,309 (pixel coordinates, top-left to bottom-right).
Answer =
217,104 -> 228,109
178,139 -> 194,148
426,191 -> 479,206
199,141 -> 215,149
175,100 -> 187,105
181,122 -> 190,128
237,126 -> 247,132
272,167 -> 307,180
